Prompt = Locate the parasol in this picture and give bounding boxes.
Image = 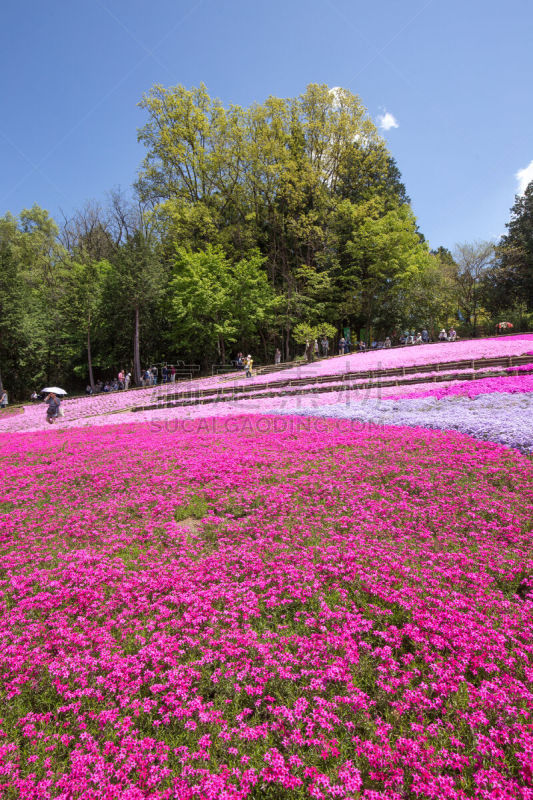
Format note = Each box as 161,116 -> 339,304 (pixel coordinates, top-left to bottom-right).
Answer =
42,387 -> 68,395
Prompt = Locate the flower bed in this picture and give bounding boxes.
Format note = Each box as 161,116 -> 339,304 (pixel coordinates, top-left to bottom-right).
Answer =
0,418 -> 532,798
275,390 -> 533,454
224,333 -> 533,389
384,374 -> 533,401
3,371 -> 533,447
2,336 -> 533,438
150,365 -> 533,409
507,362 -> 533,373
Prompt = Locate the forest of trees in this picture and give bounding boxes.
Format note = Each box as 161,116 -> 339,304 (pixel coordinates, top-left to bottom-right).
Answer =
1,84 -> 532,400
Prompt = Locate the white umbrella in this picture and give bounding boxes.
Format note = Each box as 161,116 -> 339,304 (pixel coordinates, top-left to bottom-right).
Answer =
42,387 -> 67,395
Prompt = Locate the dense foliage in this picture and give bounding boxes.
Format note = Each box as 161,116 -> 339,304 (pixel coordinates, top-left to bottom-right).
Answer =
487,183 -> 533,315
0,85 -> 531,400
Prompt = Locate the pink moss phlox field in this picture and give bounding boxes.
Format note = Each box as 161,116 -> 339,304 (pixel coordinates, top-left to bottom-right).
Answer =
507,362 -> 533,373
0,417 -> 532,799
2,334 -> 533,438
220,334 -> 533,389
385,374 -> 533,401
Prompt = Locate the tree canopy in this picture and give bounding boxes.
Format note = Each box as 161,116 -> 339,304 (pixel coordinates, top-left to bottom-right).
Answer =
1,84 -> 530,400
488,182 -> 533,311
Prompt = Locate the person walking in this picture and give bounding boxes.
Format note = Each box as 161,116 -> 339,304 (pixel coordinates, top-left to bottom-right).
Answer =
321,336 -> 329,357
338,336 -> 345,355
170,365 -> 176,383
245,355 -> 254,378
0,389 -> 8,408
274,348 -> 281,365
314,339 -> 319,358
44,392 -> 61,424
124,372 -> 131,391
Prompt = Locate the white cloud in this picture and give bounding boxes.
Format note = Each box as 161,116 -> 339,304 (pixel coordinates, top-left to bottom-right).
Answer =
329,87 -> 343,110
516,160 -> 533,195
377,111 -> 399,131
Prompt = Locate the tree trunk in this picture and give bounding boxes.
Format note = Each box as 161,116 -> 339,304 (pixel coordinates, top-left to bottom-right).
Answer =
220,336 -> 226,364
259,328 -> 268,362
285,324 -> 291,362
366,301 -> 374,346
87,326 -> 95,391
133,305 -> 142,386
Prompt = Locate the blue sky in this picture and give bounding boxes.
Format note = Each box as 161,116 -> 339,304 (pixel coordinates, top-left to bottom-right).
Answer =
1,0 -> 531,250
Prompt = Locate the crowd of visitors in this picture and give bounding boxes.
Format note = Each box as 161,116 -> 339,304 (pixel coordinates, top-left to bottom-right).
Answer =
85,365 -> 181,394
86,374 -> 132,394
0,325 -> 465,415
297,328 -> 460,362
356,328 -> 459,350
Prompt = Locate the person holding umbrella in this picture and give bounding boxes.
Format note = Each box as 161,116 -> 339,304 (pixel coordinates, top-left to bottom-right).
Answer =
42,387 -> 66,424
44,392 -> 61,424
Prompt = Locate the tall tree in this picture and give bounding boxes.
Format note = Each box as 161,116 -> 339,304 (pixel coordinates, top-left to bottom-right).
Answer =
63,259 -> 111,390
18,206 -> 72,387
405,249 -> 458,336
0,215 -> 27,395
169,246 -> 275,366
110,231 -> 165,385
489,182 -> 533,311
327,197 -> 432,339
60,200 -> 116,261
452,241 -> 494,336
137,83 -> 385,277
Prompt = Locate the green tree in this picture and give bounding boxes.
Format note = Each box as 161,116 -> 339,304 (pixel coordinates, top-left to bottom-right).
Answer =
489,182 -> 533,311
0,215 -> 27,395
171,245 -> 236,366
110,231 -> 165,385
293,321 -> 337,361
137,83 -> 386,281
452,241 -> 494,336
63,259 -> 111,390
169,246 -> 275,366
329,199 -> 432,340
17,206 -> 72,389
404,249 -> 458,337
